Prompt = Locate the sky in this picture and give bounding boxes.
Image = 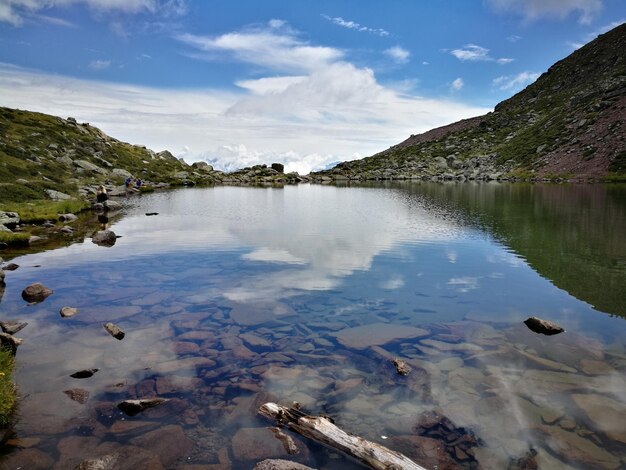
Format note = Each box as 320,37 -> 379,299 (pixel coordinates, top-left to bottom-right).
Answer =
0,1 -> 624,174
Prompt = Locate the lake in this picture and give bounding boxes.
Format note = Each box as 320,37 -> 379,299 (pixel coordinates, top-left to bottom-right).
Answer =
1,182 -> 625,469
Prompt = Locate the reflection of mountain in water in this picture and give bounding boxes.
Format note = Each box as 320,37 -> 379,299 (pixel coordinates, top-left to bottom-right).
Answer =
397,182 -> 626,318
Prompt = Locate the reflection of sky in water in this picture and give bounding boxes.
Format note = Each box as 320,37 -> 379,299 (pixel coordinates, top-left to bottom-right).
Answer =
2,184 -> 625,470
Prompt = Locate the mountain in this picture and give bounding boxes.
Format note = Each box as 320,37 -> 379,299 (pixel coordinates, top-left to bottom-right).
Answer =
0,107 -> 302,205
311,23 -> 626,182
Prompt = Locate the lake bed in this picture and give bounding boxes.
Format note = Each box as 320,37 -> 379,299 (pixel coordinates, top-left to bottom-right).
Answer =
1,182 -> 625,469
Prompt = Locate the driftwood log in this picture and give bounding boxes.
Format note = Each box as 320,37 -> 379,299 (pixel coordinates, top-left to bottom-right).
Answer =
258,402 -> 428,470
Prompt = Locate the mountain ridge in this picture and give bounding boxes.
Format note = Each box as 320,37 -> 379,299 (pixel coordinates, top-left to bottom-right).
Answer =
311,22 -> 626,182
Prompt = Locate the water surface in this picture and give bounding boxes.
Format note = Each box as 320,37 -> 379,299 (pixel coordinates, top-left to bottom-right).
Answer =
1,183 -> 625,469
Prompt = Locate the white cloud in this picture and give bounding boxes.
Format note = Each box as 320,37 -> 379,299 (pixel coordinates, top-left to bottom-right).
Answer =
487,0 -> 603,24
0,19 -> 490,175
0,0 -> 187,26
507,34 -> 522,42
36,14 -> 77,27
89,59 -> 111,70
450,77 -> 464,91
176,22 -> 343,74
242,248 -> 307,265
451,44 -> 491,61
451,44 -> 513,64
380,276 -> 405,290
385,46 -> 410,64
448,276 -> 480,293
321,14 -> 389,37
235,76 -> 307,95
497,57 -> 515,64
0,61 -> 488,174
492,71 -> 540,90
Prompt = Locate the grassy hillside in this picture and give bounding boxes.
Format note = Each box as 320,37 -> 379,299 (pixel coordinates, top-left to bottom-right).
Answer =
312,23 -> 626,182
0,107 -> 203,203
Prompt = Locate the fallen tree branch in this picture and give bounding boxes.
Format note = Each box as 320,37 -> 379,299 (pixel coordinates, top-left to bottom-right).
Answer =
258,402 -> 428,470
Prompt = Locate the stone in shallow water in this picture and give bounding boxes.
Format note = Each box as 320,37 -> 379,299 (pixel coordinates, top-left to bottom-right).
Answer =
131,424 -> 193,467
533,424 -> 620,469
118,398 -> 169,416
332,323 -> 429,350
0,448 -> 54,470
253,459 -> 316,470
571,394 -> 626,444
0,320 -> 28,334
579,359 -> 615,376
523,317 -> 564,336
21,282 -> 53,303
231,427 -> 304,461
60,306 -> 78,318
70,368 -> 99,379
103,322 -> 125,340
63,388 -> 90,404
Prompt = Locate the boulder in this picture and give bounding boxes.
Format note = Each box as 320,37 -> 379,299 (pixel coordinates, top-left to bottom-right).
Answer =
92,230 -> 117,247
103,322 -> 125,340
0,320 -> 28,335
58,213 -> 77,222
22,282 -> 53,303
44,189 -> 72,201
174,171 -> 189,179
0,332 -> 23,355
156,150 -> 178,162
110,168 -> 133,179
0,211 -> 20,228
523,317 -> 564,335
70,369 -> 99,379
3,263 -> 19,271
271,163 -> 285,173
60,306 -> 79,318
74,159 -> 106,174
103,200 -> 122,211
191,161 -> 213,172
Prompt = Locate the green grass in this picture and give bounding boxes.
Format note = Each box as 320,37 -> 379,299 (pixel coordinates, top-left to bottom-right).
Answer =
1,199 -> 90,223
0,231 -> 30,246
0,348 -> 16,427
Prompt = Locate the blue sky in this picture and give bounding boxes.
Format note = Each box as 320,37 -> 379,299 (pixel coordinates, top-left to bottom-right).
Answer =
0,0 -> 624,173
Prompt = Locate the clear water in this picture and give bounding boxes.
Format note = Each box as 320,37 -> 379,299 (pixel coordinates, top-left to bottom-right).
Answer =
1,182 -> 625,469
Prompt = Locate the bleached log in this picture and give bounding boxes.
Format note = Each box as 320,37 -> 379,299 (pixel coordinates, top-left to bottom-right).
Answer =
258,402 -> 428,470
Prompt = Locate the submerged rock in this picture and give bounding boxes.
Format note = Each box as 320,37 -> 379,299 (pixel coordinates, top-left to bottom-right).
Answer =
523,317 -> 564,336
117,398 -> 169,416
0,320 -> 28,335
253,459 -> 316,470
3,263 -> 19,271
332,323 -> 429,349
21,283 -> 53,303
103,322 -> 125,340
392,358 -> 412,376
63,388 -> 90,404
73,446 -> 164,470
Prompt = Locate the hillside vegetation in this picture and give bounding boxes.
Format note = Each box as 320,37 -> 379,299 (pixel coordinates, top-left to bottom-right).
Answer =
312,23 -> 626,182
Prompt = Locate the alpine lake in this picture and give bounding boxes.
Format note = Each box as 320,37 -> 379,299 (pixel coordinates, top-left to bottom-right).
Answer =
1,181 -> 625,470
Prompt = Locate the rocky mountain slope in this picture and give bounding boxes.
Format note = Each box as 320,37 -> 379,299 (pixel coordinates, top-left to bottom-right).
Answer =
0,107 -> 300,205
312,22 -> 626,183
